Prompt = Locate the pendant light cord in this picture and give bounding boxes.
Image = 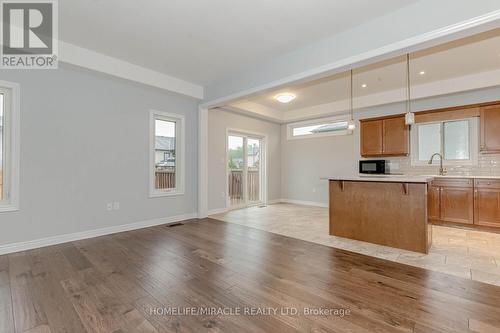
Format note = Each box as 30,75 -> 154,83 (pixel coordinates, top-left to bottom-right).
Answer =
406,53 -> 411,114
350,69 -> 354,121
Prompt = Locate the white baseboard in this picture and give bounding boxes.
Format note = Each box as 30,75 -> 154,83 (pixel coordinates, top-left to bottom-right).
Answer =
266,198 -> 284,204
281,199 -> 328,208
208,207 -> 228,216
208,199 -> 285,215
206,198 -> 326,215
0,212 -> 198,255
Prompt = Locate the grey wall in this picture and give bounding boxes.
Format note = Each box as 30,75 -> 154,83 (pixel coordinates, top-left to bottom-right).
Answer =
205,0 -> 500,101
281,86 -> 500,205
0,63 -> 198,246
208,109 -> 281,212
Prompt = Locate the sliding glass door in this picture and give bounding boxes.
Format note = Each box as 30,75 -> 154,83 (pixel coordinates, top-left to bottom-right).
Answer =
228,135 -> 245,207
246,138 -> 261,204
227,133 -> 264,209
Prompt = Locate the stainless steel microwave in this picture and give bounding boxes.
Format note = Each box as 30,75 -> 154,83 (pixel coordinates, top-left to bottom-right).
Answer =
359,160 -> 386,174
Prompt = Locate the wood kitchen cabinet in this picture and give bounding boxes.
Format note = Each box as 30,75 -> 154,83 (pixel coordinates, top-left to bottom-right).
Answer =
360,115 -> 409,157
428,178 -> 474,225
427,185 -> 440,221
440,186 -> 474,224
382,116 -> 409,155
360,119 -> 383,156
480,105 -> 500,153
330,180 -> 430,253
474,179 -> 500,228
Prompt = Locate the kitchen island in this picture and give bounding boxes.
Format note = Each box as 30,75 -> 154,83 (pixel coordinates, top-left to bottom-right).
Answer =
329,176 -> 434,253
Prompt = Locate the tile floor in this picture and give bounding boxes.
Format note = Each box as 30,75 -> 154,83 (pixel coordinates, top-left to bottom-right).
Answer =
211,203 -> 500,286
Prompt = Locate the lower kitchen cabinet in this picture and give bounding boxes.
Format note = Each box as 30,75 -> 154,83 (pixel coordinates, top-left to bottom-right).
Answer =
428,178 -> 474,225
474,179 -> 500,228
429,178 -> 500,228
440,186 -> 474,224
428,185 -> 440,221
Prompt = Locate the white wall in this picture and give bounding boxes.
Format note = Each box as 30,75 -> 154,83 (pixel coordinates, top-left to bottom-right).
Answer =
208,109 -> 281,213
281,86 -> 500,205
0,63 -> 199,248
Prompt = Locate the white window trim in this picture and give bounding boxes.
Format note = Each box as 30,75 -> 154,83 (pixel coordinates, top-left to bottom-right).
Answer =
410,117 -> 479,167
286,115 -> 353,140
149,110 -> 185,198
0,80 -> 20,213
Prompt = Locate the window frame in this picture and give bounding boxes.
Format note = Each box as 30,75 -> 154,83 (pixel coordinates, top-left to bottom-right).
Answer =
0,81 -> 20,213
286,116 -> 353,140
410,117 -> 478,167
149,110 -> 185,198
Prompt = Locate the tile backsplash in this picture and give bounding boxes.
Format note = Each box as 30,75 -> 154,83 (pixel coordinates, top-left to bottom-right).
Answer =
387,154 -> 500,177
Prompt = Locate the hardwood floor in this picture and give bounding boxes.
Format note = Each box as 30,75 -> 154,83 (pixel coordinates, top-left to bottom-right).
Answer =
212,204 -> 500,284
1,219 -> 500,333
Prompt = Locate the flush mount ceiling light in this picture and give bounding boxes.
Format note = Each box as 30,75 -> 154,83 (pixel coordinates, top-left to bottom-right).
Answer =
361,83 -> 367,88
419,71 -> 426,75
274,93 -> 296,103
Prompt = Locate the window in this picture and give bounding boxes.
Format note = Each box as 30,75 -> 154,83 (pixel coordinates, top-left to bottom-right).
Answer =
287,116 -> 352,140
411,118 -> 478,166
0,82 -> 19,212
149,110 -> 185,197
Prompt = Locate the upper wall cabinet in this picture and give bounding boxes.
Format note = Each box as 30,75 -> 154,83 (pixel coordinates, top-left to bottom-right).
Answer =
360,115 -> 409,157
480,105 -> 500,153
360,119 -> 383,156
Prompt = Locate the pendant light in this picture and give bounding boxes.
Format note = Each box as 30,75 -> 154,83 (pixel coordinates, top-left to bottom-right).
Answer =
405,53 -> 415,125
347,69 -> 356,130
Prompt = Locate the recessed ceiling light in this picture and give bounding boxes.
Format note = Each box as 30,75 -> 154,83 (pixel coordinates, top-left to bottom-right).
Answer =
419,71 -> 426,75
361,84 -> 367,88
275,93 -> 296,103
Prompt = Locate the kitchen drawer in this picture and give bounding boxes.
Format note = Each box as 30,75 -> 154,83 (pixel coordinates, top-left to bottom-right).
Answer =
431,178 -> 473,188
474,179 -> 500,189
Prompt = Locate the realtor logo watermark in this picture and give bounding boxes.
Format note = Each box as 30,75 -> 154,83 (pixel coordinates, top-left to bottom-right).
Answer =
1,0 -> 58,68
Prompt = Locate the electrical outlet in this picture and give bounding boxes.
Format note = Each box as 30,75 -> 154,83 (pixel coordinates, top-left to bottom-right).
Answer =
106,203 -> 113,211
312,187 -> 316,193
221,192 -> 225,198
113,202 -> 120,210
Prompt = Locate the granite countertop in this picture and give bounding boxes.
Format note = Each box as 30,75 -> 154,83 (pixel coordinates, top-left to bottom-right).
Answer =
428,175 -> 500,179
321,174 -> 500,183
322,175 -> 434,183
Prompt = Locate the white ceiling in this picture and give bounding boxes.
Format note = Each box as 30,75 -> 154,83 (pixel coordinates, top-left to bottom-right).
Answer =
238,29 -> 500,115
59,0 -> 418,86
